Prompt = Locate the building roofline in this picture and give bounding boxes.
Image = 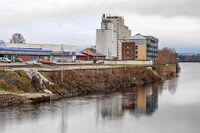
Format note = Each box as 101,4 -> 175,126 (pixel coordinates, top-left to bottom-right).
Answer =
5,42 -> 76,47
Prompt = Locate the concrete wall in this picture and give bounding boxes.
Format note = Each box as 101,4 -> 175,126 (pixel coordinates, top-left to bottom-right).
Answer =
96,29 -> 117,59
104,60 -> 153,65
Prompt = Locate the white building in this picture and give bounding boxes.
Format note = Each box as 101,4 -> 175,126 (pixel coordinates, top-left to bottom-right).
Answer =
96,14 -> 132,59
0,42 -> 76,61
5,43 -> 76,55
96,20 -> 117,59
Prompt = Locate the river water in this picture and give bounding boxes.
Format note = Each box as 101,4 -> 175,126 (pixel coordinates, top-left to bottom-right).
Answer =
0,63 -> 200,133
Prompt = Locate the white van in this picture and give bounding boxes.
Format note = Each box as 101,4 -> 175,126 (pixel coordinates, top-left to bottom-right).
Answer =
0,57 -> 11,63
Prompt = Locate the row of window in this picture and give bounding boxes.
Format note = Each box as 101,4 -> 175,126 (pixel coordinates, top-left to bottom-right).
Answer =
63,52 -> 76,56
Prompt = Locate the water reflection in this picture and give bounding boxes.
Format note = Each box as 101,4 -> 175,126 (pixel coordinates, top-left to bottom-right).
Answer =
60,108 -> 67,133
95,83 -> 162,121
95,77 -> 179,121
0,75 -> 180,133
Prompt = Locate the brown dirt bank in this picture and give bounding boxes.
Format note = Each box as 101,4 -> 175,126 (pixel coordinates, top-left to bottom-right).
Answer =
43,67 -> 162,96
0,67 -> 162,107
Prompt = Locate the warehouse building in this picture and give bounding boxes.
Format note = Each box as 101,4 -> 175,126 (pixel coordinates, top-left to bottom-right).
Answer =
76,47 -> 105,61
0,42 -> 76,62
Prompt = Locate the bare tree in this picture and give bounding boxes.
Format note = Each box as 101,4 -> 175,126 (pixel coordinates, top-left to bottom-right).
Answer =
10,33 -> 26,44
0,40 -> 6,46
158,47 -> 178,65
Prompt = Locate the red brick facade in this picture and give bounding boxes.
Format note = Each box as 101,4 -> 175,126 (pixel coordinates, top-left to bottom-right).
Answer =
18,55 -> 45,62
122,42 -> 135,60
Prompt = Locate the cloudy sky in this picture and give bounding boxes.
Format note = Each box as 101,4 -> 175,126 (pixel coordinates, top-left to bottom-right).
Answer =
0,0 -> 200,53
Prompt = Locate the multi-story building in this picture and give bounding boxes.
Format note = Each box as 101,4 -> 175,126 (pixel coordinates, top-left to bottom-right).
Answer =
121,34 -> 159,61
96,14 -> 131,59
96,20 -> 117,59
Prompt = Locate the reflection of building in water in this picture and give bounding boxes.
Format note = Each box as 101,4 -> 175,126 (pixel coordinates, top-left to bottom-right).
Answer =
146,88 -> 158,115
96,95 -> 124,120
96,86 -> 159,121
123,87 -> 158,116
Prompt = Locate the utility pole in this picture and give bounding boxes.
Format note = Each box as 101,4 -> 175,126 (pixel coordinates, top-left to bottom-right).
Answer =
61,44 -> 64,84
124,58 -> 127,71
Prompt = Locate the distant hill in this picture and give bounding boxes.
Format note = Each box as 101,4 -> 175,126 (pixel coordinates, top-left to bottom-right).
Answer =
178,53 -> 200,62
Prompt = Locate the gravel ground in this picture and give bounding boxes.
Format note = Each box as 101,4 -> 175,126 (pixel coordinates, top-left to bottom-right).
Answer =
0,94 -> 29,107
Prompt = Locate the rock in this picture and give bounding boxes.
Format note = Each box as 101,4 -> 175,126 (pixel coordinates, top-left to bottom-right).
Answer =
0,94 -> 30,107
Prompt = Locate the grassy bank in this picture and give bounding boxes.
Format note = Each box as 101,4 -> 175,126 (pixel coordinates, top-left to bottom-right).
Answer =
0,69 -> 35,93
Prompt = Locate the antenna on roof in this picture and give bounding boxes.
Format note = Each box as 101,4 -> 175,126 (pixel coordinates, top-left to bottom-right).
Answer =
102,14 -> 105,19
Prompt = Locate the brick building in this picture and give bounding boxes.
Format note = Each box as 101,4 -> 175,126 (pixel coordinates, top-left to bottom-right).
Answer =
122,42 -> 135,60
121,33 -> 159,61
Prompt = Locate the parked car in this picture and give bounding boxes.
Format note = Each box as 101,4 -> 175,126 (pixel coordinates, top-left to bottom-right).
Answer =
12,58 -> 23,63
25,60 -> 40,65
56,58 -> 68,63
35,58 -> 44,63
42,59 -> 56,65
0,57 -> 11,63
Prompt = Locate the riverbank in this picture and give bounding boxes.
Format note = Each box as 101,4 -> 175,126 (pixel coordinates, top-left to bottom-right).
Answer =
0,66 -> 164,107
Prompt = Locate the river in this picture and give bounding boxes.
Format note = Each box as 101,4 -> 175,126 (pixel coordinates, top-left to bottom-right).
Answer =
0,63 -> 200,133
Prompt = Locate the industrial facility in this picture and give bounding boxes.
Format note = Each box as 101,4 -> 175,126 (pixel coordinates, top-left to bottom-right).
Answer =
96,14 -> 131,60
96,14 -> 159,61
0,14 -> 158,63
0,42 -> 76,62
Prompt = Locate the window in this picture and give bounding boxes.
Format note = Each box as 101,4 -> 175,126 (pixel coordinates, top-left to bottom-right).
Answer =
71,52 -> 76,56
64,51 -> 70,55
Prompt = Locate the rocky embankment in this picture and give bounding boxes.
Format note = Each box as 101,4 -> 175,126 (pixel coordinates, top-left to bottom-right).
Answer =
0,66 -> 163,107
0,94 -> 29,107
45,67 -> 163,96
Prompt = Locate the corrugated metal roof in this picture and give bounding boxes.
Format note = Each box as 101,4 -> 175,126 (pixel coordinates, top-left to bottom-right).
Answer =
130,34 -> 147,40
76,52 -> 85,56
0,47 -> 52,53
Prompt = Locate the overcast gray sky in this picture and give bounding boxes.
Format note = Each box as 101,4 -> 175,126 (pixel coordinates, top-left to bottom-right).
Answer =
0,0 -> 200,53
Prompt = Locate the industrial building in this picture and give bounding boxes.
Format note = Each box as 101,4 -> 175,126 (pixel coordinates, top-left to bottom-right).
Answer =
121,34 -> 159,61
76,48 -> 105,61
96,14 -> 131,59
0,42 -> 76,62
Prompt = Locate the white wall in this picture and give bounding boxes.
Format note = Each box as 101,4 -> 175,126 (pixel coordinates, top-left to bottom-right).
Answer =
98,16 -> 132,60
104,60 -> 153,66
5,43 -> 76,52
96,29 -> 117,59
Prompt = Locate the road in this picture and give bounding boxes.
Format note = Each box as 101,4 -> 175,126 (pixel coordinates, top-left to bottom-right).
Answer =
9,65 -> 122,72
